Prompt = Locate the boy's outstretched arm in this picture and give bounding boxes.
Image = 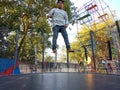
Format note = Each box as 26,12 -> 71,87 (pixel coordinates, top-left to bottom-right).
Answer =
47,8 -> 54,19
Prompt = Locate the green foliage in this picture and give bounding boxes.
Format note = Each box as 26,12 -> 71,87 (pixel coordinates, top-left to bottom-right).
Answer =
63,0 -> 72,20
45,55 -> 54,62
70,18 -> 115,64
0,0 -> 74,63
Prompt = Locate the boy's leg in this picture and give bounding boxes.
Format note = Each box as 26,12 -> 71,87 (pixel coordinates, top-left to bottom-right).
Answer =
60,26 -> 74,52
52,26 -> 59,52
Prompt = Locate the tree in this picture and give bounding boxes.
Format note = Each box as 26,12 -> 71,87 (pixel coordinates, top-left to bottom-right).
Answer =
70,17 -> 115,65
0,0 -> 74,63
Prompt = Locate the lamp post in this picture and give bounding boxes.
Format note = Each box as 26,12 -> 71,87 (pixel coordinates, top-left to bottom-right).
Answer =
42,33 -> 45,71
13,29 -> 19,74
66,50 -> 74,72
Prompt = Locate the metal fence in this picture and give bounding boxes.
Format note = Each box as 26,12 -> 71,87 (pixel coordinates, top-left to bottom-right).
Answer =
19,62 -> 80,74
19,61 -> 120,75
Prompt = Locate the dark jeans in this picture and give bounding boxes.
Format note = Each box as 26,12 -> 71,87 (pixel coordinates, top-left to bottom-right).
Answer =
52,25 -> 70,50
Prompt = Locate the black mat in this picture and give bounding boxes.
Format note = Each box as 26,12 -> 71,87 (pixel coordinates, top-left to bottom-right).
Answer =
0,73 -> 120,90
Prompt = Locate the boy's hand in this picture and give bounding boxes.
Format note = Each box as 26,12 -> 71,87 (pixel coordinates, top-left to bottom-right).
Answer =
47,15 -> 53,18
64,24 -> 68,28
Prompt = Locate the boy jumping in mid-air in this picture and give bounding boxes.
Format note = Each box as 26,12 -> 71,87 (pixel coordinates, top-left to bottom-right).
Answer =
47,0 -> 74,53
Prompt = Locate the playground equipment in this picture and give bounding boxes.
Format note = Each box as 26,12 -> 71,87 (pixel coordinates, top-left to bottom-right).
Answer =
73,0 -> 120,70
0,27 -> 20,75
75,0 -> 115,30
0,58 -> 20,76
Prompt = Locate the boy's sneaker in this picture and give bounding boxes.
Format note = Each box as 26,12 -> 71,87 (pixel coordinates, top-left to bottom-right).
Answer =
52,49 -> 57,53
67,49 -> 74,52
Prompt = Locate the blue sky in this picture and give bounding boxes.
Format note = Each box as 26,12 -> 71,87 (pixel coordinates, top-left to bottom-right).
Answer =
106,0 -> 120,19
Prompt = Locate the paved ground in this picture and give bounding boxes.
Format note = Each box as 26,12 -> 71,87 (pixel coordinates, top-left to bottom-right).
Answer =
0,73 -> 120,90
